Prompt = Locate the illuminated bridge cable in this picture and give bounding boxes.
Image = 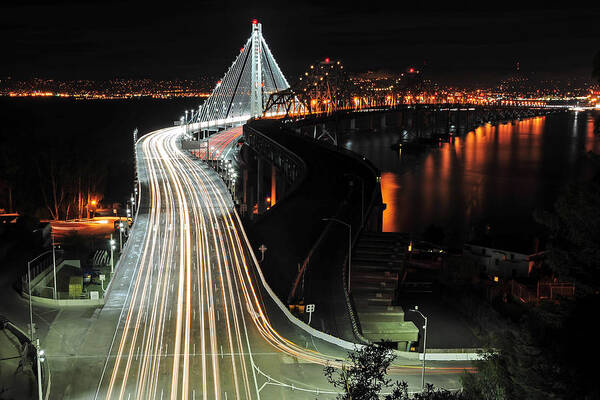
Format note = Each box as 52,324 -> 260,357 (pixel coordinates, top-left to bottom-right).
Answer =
195,20 -> 290,127
225,42 -> 252,119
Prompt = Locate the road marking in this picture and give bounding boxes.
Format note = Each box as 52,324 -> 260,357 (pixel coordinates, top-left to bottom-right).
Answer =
217,309 -> 220,321
220,345 -> 223,359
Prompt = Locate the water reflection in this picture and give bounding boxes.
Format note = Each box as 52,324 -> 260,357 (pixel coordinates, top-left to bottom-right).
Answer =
343,113 -> 600,247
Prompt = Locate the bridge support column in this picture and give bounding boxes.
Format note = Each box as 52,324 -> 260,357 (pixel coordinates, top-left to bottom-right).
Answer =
243,169 -> 248,216
349,118 -> 356,131
271,165 -> 277,207
380,114 -> 386,130
257,158 -> 264,213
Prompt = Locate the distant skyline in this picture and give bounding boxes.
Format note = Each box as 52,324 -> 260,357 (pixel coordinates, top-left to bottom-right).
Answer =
2,1 -> 599,86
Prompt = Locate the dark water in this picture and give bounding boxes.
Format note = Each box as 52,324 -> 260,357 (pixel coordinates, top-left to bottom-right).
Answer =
342,112 -> 600,247
0,97 -> 200,215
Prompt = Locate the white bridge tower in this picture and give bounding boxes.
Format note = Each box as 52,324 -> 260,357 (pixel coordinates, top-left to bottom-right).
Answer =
196,19 -> 289,126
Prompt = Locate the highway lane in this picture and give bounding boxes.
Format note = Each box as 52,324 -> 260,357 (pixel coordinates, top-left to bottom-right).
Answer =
94,125 -> 470,400
191,126 -> 243,161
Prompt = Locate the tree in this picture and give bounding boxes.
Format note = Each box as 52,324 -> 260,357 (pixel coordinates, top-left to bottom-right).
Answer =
534,154 -> 600,290
461,350 -> 510,400
460,159 -> 600,400
0,146 -> 21,213
324,343 -> 463,400
324,344 -> 395,400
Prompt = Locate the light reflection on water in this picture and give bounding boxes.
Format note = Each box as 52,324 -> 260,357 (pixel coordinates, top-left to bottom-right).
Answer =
343,113 -> 600,247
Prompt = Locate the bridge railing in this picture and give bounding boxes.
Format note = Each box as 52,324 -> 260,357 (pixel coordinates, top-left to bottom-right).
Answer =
243,124 -> 307,189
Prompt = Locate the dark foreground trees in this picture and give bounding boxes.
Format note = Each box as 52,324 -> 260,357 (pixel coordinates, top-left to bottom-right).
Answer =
463,157 -> 600,400
323,343 -> 463,400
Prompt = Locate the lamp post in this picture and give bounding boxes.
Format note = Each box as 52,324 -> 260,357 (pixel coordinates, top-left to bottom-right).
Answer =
36,339 -> 43,400
27,260 -> 34,339
322,217 -> 352,292
409,306 -> 428,391
185,110 -> 188,137
345,173 -> 365,225
206,135 -> 211,161
90,199 -> 97,219
51,231 -> 57,300
355,176 -> 364,225
110,235 -> 116,274
118,220 -> 123,252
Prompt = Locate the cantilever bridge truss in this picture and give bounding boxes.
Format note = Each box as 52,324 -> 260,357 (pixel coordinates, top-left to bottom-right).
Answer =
193,20 -> 289,128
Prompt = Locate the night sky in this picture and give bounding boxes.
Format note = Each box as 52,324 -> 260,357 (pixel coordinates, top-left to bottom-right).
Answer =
2,1 -> 599,85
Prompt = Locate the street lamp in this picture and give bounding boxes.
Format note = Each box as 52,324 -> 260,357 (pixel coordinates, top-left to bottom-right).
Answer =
51,231 -> 57,301
90,199 -> 97,219
345,173 -> 365,225
27,259 -> 34,339
185,110 -> 188,136
36,339 -> 44,400
409,306 -> 428,391
109,235 -> 116,274
206,135 -> 211,161
322,217 -> 352,292
118,221 -> 124,251
35,339 -> 44,400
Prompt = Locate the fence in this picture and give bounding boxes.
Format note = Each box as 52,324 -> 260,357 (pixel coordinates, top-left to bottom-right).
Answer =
508,279 -> 575,303
21,250 -> 64,296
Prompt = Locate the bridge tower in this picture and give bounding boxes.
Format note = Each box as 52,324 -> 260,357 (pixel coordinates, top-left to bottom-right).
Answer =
250,19 -> 263,118
195,19 -> 289,127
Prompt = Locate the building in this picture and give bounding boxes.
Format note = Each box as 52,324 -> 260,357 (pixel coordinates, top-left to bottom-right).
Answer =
463,238 -> 543,279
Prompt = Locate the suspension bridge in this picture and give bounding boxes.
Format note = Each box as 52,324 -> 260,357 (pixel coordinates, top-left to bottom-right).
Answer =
57,20 -> 472,400
181,19 -> 291,137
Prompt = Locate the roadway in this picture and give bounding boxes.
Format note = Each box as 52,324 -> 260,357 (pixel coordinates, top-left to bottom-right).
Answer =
190,126 -> 243,161
92,125 -> 469,400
